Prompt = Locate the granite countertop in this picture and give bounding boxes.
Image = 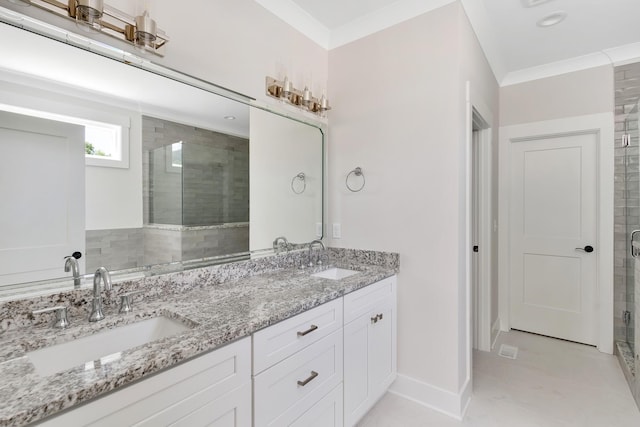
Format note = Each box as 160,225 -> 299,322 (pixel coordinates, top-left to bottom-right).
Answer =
0,251 -> 398,426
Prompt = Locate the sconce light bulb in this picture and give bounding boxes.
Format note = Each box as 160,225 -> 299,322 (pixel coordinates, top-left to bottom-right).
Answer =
303,86 -> 312,106
282,76 -> 291,97
320,94 -> 330,111
135,10 -> 158,49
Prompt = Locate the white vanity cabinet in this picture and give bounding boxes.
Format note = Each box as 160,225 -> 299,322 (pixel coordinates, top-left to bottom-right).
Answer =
343,276 -> 397,427
253,298 -> 344,427
36,337 -> 252,427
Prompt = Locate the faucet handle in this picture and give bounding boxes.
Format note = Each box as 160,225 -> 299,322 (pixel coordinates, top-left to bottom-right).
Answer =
119,290 -> 144,314
32,306 -> 70,329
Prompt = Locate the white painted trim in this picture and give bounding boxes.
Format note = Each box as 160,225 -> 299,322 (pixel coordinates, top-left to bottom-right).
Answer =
329,0 -> 456,49
491,317 -> 501,350
389,374 -> 470,420
467,83 -> 494,355
255,0 -> 456,50
253,0 -> 330,49
501,41 -> 640,87
498,113 -> 614,354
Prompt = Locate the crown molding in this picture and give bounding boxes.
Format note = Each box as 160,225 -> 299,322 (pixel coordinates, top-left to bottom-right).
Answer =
329,0 -> 456,49
501,41 -> 640,86
254,0 -> 330,49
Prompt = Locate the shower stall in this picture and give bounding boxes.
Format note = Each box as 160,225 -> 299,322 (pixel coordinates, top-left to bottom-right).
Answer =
622,100 -> 638,357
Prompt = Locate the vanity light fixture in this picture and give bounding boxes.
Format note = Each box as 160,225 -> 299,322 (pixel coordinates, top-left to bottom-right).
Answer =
8,0 -> 169,56
266,76 -> 331,117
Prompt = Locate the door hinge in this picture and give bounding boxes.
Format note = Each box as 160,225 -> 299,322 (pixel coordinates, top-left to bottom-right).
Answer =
473,245 -> 479,253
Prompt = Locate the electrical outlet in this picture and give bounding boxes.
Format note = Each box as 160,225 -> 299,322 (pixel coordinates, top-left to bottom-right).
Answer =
332,223 -> 341,239
315,223 -> 323,237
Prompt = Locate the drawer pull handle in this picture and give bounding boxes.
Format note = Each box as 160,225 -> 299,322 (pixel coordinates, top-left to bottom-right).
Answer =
297,324 -> 318,337
297,371 -> 319,387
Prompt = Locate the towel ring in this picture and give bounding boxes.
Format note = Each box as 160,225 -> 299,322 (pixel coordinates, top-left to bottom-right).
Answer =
291,172 -> 306,194
346,167 -> 365,192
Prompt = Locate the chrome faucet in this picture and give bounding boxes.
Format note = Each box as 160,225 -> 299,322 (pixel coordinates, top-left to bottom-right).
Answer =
307,240 -> 326,267
89,267 -> 112,322
273,236 -> 291,253
64,256 -> 81,289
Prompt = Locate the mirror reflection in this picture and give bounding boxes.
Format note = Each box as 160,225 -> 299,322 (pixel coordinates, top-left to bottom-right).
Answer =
0,21 -> 323,294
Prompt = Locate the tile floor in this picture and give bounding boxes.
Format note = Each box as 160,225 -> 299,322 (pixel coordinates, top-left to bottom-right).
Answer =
358,330 -> 640,426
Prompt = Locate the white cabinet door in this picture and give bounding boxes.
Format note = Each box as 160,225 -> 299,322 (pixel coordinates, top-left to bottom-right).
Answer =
343,277 -> 397,427
344,314 -> 370,426
369,298 -> 396,397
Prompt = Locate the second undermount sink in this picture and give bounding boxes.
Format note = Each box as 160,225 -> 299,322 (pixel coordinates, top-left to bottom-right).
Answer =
27,316 -> 192,377
311,267 -> 360,280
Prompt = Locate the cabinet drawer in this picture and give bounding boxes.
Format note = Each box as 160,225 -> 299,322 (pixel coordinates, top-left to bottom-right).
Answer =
253,298 -> 342,374
38,337 -> 251,427
253,329 -> 343,427
344,276 -> 396,324
290,384 -> 343,427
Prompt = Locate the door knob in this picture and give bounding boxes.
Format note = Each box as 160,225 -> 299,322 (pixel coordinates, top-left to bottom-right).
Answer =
575,245 -> 594,253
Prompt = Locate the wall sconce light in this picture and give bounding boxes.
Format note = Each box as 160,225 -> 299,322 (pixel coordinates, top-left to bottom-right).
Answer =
266,76 -> 331,117
7,0 -> 169,56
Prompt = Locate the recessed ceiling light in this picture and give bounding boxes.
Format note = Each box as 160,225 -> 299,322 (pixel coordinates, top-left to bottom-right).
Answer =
537,11 -> 567,27
521,0 -> 554,8
224,115 -> 236,120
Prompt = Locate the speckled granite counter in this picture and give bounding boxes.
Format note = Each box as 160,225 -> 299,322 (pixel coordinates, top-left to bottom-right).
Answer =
0,248 -> 398,426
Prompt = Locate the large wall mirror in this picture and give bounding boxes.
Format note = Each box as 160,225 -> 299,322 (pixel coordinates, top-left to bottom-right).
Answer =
0,13 -> 324,297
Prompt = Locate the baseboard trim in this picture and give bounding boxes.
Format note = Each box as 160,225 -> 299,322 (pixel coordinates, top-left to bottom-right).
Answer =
388,374 -> 471,420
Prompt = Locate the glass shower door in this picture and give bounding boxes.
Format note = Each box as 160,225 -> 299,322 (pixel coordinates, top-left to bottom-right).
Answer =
625,101 -> 639,353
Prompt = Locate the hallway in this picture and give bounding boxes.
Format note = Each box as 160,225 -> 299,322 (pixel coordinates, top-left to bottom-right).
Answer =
359,331 -> 640,426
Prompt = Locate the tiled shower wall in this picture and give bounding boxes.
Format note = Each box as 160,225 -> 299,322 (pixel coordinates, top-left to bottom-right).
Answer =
614,62 -> 640,346
142,116 -> 249,226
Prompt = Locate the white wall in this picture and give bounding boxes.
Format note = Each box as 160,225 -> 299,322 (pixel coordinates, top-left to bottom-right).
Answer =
107,0 -> 329,104
500,65 -> 614,126
328,1 -> 498,415
249,108 -> 323,250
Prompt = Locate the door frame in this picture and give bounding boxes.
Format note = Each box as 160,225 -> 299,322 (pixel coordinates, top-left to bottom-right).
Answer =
471,111 -> 493,353
498,113 -> 614,354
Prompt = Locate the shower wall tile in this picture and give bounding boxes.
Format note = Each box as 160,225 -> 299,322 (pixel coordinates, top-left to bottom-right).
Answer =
141,116 -> 249,226
85,228 -> 144,272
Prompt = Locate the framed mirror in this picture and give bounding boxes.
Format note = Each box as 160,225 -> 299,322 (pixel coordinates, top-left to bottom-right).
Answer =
0,11 -> 324,297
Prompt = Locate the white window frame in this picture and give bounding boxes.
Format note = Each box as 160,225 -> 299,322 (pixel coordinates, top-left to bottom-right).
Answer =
0,76 -> 131,169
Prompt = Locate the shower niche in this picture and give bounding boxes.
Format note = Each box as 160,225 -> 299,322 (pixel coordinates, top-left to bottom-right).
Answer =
143,116 -> 250,265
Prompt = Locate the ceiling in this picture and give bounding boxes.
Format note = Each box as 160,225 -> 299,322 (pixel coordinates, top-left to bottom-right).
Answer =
256,0 -> 640,85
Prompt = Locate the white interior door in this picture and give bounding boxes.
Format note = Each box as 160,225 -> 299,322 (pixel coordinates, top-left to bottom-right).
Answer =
509,132 -> 597,345
0,111 -> 85,286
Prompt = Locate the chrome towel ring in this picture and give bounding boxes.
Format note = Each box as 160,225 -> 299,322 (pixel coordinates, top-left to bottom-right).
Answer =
291,172 -> 306,194
346,167 -> 365,192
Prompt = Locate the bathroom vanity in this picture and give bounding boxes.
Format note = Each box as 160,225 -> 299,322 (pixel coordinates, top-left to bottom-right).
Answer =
0,249 -> 398,426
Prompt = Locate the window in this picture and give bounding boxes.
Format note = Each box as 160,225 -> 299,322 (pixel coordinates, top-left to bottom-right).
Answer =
0,103 -> 130,169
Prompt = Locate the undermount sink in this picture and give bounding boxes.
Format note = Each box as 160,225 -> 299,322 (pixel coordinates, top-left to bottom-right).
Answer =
27,316 -> 192,377
311,267 -> 360,280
